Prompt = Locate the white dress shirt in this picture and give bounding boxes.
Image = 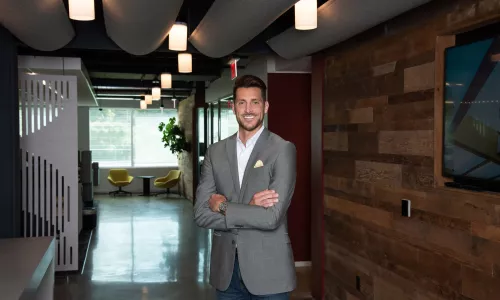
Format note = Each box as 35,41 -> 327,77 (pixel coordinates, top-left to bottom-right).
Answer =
236,126 -> 265,188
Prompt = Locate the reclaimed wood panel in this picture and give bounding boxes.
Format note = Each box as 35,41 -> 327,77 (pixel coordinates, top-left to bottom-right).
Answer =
471,222 -> 500,242
372,61 -> 397,77
325,247 -> 374,299
325,150 -> 433,167
404,63 -> 435,93
388,89 -> 434,105
377,99 -> 434,123
355,161 -> 402,188
348,132 -> 379,155
325,213 -> 467,299
321,1 -> 500,300
379,130 -> 434,157
324,155 -> 355,178
374,277 -> 414,300
401,164 -> 434,190
354,96 -> 389,109
349,107 -> 374,124
360,118 -> 434,132
325,195 -> 393,229
324,132 -> 348,151
461,266 -> 500,300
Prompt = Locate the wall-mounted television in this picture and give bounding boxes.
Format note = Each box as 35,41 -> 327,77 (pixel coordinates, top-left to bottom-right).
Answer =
443,36 -> 500,193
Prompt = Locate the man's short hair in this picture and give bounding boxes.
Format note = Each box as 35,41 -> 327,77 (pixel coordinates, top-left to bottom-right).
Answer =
233,75 -> 267,101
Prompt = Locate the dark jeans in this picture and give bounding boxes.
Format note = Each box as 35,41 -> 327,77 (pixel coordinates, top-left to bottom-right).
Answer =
216,253 -> 289,300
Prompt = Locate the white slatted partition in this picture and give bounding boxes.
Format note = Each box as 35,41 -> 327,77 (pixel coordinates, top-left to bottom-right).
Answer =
19,74 -> 78,272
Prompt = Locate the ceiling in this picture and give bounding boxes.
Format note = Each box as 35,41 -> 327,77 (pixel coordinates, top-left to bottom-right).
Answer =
12,0 -> 328,105
3,0 -> 432,105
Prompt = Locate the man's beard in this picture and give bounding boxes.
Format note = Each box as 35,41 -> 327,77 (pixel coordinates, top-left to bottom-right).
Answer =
236,114 -> 263,132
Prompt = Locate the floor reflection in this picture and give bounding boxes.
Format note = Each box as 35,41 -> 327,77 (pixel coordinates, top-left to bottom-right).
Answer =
91,215 -> 181,283
55,195 -> 215,300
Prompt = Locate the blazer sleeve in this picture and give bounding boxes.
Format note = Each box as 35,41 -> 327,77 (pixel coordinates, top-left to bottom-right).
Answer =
193,146 -> 228,230
225,142 -> 296,230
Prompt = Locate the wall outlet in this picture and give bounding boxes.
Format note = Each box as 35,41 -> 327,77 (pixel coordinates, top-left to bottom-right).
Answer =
402,199 -> 411,217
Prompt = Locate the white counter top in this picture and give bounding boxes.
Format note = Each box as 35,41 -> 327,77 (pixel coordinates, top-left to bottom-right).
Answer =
0,237 -> 55,300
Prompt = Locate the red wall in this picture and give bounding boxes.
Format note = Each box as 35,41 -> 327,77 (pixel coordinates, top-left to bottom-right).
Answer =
267,73 -> 311,262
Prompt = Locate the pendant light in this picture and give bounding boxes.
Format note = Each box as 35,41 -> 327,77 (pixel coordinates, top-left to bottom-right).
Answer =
152,87 -> 161,100
161,73 -> 172,89
295,0 -> 317,30
140,100 -> 147,109
69,0 -> 95,21
145,95 -> 153,105
178,53 -> 192,73
169,22 -> 188,51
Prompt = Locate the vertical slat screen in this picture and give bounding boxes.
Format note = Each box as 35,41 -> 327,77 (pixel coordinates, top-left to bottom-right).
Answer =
18,74 -> 78,272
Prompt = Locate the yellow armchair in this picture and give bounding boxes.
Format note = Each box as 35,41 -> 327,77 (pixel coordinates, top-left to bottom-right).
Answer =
108,169 -> 134,196
154,170 -> 181,196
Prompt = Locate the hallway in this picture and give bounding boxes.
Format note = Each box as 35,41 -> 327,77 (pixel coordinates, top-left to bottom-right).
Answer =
55,195 -> 215,300
54,195 -> 312,299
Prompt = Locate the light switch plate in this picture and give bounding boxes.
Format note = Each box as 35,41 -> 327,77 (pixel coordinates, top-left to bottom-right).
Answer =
402,199 -> 411,217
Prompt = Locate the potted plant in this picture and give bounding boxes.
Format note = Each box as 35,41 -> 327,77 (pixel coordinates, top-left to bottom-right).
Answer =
158,117 -> 188,156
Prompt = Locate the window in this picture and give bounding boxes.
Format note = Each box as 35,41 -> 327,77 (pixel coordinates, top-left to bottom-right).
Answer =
89,108 -> 178,167
220,99 -> 239,140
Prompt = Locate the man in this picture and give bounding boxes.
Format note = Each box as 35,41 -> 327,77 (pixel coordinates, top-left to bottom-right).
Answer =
194,74 -> 297,299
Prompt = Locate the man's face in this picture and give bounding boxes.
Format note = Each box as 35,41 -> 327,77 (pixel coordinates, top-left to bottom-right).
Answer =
233,87 -> 269,132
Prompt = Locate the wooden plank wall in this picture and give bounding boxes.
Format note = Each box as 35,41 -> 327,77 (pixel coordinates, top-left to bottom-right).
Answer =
322,1 -> 500,299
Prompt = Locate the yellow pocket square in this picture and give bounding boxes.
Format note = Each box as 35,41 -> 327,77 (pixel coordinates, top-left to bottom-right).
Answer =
253,160 -> 264,168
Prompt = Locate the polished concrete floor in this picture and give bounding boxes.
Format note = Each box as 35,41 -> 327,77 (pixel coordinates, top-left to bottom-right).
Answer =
55,195 -> 311,300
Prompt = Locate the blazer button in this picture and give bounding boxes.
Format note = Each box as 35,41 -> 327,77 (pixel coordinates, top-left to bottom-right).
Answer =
232,240 -> 235,245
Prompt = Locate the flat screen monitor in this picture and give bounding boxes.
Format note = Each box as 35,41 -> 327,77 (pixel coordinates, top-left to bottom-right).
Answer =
443,36 -> 500,191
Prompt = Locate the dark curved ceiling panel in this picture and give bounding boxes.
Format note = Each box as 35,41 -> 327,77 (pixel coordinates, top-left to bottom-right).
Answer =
103,0 -> 184,55
0,0 -> 74,51
189,0 -> 299,58
267,0 -> 431,59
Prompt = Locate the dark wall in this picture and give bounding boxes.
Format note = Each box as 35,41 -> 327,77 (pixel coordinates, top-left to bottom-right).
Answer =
268,73 -> 311,262
0,26 -> 20,238
318,0 -> 500,299
310,55 -> 324,299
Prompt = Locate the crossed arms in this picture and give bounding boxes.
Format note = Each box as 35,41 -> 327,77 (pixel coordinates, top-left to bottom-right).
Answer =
193,142 -> 296,231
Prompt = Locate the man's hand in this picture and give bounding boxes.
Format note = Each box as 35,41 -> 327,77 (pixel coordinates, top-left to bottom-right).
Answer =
209,194 -> 226,212
249,190 -> 279,208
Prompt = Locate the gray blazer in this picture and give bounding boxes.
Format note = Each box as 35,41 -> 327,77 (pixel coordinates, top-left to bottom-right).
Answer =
194,128 -> 297,296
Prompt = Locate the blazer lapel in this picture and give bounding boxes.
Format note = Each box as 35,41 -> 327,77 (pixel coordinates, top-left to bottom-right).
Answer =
225,133 -> 240,196
238,128 -> 270,203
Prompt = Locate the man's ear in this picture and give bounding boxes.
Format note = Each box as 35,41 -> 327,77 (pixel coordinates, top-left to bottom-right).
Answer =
264,100 -> 269,114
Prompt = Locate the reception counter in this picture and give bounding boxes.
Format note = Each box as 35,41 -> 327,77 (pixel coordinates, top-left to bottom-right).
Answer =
0,237 -> 55,300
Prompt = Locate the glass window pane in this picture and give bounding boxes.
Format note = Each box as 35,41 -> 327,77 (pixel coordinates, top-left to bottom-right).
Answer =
212,102 -> 219,143
89,108 -> 180,168
208,104 -> 212,146
133,109 -> 179,167
220,99 -> 238,140
89,108 -> 132,167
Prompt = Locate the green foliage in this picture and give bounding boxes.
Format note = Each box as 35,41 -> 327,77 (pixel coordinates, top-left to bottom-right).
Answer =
158,117 -> 186,156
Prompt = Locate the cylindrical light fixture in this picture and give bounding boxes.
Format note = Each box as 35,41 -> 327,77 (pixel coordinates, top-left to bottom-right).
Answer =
295,0 -> 317,30
145,95 -> 153,105
140,100 -> 147,109
161,73 -> 172,89
168,22 -> 188,51
178,53 -> 192,73
152,87 -> 161,100
69,0 -> 95,21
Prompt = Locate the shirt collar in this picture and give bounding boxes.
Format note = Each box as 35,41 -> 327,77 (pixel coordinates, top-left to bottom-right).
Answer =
237,125 -> 265,148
